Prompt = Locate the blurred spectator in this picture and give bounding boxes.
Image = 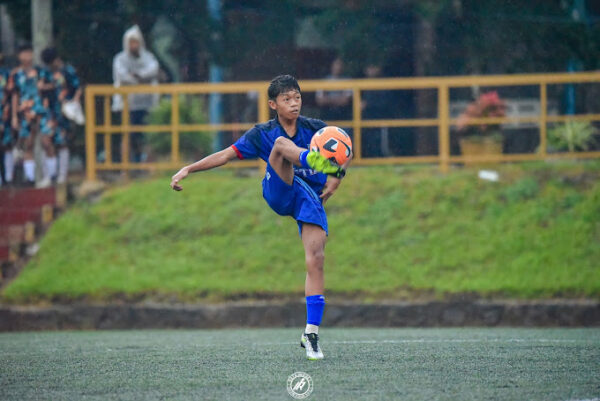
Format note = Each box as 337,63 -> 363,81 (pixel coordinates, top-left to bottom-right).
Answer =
316,57 -> 352,122
361,63 -> 391,157
111,25 -> 159,163
0,52 -> 11,186
9,44 -> 53,186
41,47 -> 82,184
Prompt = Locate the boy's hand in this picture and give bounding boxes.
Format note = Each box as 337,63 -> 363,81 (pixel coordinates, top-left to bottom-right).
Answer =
320,176 -> 341,204
170,167 -> 189,191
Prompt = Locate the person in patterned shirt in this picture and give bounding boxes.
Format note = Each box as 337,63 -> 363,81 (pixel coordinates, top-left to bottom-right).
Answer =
41,47 -> 82,184
9,44 -> 53,185
0,52 -> 13,186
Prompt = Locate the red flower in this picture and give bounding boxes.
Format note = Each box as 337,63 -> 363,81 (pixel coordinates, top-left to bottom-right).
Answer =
457,91 -> 506,133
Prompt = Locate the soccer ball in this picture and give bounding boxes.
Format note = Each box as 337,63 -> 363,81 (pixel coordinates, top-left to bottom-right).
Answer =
310,126 -> 353,166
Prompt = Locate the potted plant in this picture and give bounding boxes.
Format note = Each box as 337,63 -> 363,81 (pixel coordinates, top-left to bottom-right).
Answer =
546,121 -> 598,153
456,91 -> 506,164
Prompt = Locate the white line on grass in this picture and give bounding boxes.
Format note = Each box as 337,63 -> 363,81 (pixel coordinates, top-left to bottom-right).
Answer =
247,338 -> 580,346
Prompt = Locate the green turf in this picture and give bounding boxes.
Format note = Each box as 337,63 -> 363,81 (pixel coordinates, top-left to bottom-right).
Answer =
0,328 -> 598,400
2,160 -> 600,303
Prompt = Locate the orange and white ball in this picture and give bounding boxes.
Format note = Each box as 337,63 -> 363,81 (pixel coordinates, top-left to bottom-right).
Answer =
310,126 -> 353,165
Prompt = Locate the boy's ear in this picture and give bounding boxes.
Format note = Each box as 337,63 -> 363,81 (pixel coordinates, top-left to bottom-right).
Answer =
268,99 -> 277,111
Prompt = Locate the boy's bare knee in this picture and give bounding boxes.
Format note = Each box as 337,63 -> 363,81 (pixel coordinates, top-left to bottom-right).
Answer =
270,137 -> 283,155
273,136 -> 288,152
306,248 -> 325,271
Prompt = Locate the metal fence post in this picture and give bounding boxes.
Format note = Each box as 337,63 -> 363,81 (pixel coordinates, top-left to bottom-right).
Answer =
171,94 -> 180,164
352,87 -> 362,161
85,87 -> 97,181
539,83 -> 548,156
103,96 -> 111,165
257,89 -> 269,172
122,96 -> 130,175
438,84 -> 450,173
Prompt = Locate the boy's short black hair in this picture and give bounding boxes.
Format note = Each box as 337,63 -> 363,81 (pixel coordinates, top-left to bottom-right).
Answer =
41,47 -> 58,65
268,75 -> 301,100
17,44 -> 33,53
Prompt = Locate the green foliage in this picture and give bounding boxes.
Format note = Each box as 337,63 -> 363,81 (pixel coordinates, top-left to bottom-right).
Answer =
146,96 -> 212,161
547,121 -> 598,152
312,3 -> 395,75
2,161 -> 600,303
221,1 -> 297,69
8,1 -> 600,83
433,1 -> 600,75
503,177 -> 539,202
413,0 -> 454,21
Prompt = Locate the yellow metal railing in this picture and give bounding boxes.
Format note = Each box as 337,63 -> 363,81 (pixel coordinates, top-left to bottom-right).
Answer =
85,72 -> 600,180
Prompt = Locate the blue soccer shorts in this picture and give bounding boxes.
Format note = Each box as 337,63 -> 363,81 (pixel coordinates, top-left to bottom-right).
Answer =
262,163 -> 328,236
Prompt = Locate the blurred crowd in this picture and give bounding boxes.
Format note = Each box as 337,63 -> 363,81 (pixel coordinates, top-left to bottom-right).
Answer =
317,56 -> 407,157
0,44 -> 81,188
0,23 -> 411,189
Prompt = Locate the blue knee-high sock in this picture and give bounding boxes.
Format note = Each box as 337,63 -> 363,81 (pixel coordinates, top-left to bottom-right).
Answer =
306,295 -> 325,326
299,150 -> 311,170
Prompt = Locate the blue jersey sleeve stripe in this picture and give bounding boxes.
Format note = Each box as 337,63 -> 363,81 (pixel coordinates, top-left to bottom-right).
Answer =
231,144 -> 243,160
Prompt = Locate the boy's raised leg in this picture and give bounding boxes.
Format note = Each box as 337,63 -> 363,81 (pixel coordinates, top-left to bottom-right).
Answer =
268,136 -> 345,185
267,136 -> 303,185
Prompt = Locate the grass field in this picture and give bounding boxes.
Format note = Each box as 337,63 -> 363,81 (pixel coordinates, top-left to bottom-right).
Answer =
1,328 -> 598,400
2,160 -> 600,303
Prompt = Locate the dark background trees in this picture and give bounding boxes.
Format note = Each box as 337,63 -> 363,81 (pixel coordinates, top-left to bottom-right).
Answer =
4,0 -> 599,83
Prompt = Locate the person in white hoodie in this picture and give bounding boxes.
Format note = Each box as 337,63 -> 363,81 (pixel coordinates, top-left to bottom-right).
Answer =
112,25 -> 159,163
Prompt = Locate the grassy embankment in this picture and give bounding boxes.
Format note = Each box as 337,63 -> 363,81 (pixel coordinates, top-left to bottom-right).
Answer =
2,160 -> 599,303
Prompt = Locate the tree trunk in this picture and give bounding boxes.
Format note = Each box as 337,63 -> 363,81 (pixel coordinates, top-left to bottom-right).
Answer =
31,0 -> 53,186
413,16 -> 438,156
31,0 -> 53,64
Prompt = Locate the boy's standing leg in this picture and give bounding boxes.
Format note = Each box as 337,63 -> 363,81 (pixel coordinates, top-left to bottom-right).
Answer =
301,223 -> 327,359
302,223 -> 326,297
268,136 -> 327,360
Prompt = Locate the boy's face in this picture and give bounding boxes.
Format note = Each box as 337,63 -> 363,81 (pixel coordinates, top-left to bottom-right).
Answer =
18,50 -> 33,67
269,89 -> 302,121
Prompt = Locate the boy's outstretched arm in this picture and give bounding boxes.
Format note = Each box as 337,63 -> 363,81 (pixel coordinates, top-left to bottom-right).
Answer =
170,147 -> 237,191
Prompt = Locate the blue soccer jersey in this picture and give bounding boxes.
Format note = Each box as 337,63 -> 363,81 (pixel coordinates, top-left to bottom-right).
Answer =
231,115 -> 327,194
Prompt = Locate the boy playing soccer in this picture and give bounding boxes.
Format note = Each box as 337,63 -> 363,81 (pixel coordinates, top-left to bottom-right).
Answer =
170,75 -> 349,360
